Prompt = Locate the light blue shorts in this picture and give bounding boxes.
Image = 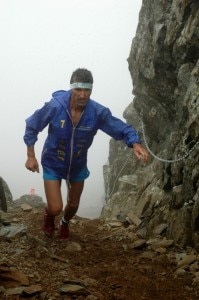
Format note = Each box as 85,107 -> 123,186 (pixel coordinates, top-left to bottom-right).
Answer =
43,167 -> 90,182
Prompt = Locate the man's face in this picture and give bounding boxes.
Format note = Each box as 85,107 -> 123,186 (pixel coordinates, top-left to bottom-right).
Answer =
71,88 -> 92,108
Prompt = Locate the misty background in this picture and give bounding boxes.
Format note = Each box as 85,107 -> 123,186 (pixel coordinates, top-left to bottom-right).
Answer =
0,0 -> 141,218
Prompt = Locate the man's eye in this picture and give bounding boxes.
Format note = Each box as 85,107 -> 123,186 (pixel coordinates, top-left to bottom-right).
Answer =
74,88 -> 90,92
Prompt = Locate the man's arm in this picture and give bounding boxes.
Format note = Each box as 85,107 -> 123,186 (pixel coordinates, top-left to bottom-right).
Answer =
99,108 -> 149,163
23,100 -> 57,173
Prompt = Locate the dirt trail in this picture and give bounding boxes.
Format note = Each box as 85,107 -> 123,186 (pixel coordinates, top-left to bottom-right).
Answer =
0,204 -> 198,300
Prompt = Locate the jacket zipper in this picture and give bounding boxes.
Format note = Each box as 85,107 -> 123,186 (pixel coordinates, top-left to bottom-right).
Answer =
66,109 -> 84,181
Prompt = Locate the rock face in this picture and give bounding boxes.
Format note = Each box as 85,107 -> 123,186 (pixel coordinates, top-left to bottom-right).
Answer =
102,0 -> 199,249
0,177 -> 13,212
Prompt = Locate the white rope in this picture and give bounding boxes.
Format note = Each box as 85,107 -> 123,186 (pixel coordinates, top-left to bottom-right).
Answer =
140,118 -> 199,163
107,152 -> 132,198
107,116 -> 199,198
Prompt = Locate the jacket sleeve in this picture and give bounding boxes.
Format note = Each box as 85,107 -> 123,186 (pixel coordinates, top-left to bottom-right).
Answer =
23,100 -> 57,146
99,108 -> 141,147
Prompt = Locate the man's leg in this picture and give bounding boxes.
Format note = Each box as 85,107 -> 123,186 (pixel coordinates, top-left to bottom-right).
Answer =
59,181 -> 84,240
43,180 -> 63,237
44,179 -> 63,215
64,181 -> 84,222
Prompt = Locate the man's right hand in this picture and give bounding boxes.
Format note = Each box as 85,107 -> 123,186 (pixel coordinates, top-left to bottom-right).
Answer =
25,157 -> 40,173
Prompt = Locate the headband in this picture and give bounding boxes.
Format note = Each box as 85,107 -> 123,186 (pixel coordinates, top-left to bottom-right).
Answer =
70,82 -> 93,90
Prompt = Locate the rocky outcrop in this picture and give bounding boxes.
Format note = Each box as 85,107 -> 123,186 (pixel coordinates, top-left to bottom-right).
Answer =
0,177 -> 13,212
102,0 -> 199,249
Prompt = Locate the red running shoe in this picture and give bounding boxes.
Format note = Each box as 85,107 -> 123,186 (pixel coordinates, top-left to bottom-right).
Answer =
58,221 -> 69,240
42,209 -> 55,238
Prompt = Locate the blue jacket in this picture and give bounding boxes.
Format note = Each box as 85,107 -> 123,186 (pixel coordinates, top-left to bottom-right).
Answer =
24,90 -> 141,180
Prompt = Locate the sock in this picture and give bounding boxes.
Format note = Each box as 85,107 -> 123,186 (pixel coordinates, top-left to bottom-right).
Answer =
61,217 -> 69,225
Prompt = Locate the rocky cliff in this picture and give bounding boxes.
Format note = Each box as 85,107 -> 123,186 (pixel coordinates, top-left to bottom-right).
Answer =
102,0 -> 199,249
0,177 -> 13,212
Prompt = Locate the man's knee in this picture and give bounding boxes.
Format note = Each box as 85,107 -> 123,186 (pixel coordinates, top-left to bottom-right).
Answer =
67,200 -> 79,211
48,203 -> 63,216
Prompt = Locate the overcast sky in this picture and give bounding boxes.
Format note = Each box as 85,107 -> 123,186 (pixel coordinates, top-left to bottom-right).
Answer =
0,0 -> 142,218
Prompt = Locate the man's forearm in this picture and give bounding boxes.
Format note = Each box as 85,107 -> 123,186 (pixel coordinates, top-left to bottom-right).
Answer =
27,145 -> 36,158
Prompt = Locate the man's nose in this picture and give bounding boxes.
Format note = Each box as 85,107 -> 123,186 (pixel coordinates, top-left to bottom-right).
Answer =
79,90 -> 86,98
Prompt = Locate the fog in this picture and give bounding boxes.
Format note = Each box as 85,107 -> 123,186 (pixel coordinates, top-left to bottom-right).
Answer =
0,0 -> 141,218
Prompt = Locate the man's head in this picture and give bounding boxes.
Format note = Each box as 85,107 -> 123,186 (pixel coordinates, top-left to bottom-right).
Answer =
70,68 -> 93,109
70,68 -> 93,90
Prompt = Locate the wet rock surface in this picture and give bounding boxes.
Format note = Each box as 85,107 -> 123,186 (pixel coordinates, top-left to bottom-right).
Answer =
103,0 -> 199,249
1,198 -> 199,299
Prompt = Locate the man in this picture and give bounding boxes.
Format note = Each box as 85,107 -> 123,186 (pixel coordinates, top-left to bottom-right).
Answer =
24,68 -> 149,240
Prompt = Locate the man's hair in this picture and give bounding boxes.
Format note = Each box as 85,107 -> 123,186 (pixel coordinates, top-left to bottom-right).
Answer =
70,68 -> 93,84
